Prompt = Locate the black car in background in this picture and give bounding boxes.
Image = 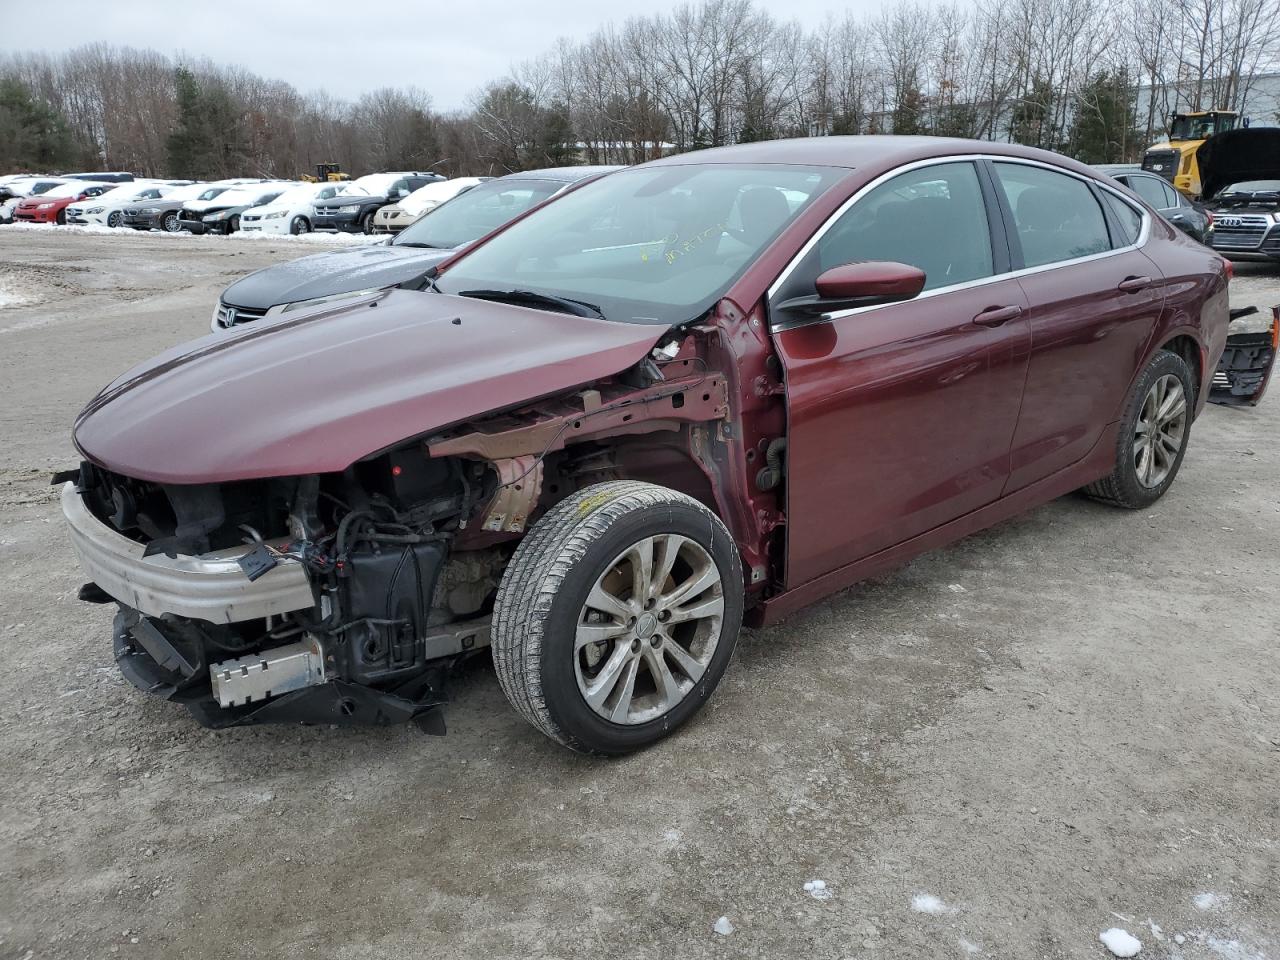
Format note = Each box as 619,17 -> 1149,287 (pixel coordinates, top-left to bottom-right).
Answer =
311,172 -> 445,233
1095,164 -> 1213,243
212,166 -> 619,330
177,184 -> 294,235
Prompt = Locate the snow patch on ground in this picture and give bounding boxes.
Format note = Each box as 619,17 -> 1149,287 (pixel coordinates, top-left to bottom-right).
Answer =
713,916 -> 734,936
1194,892 -> 1226,911
662,828 -> 682,843
959,937 -> 981,954
911,893 -> 956,915
1205,937 -> 1268,960
1099,928 -> 1142,957
803,879 -> 833,901
0,222 -> 380,246
0,281 -> 30,309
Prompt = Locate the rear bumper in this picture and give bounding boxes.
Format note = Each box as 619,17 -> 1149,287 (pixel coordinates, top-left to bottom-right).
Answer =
60,482 -> 315,622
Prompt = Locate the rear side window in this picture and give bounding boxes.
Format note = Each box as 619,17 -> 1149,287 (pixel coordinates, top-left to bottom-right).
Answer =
1101,192 -> 1143,246
995,163 -> 1110,268
783,161 -> 995,295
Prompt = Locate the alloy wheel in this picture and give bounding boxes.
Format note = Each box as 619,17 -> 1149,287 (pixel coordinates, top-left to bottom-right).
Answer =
574,534 -> 725,725
1134,374 -> 1186,488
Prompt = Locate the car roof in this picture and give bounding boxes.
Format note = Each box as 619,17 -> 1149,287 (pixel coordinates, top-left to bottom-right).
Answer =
644,136 -> 1100,178
496,165 -> 622,183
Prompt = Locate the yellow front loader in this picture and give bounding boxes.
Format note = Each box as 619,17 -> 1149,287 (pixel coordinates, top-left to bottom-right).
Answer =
1141,110 -> 1241,198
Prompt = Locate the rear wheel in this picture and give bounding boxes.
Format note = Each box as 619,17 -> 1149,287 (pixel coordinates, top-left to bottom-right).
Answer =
290,215 -> 310,235
492,481 -> 743,755
1084,349 -> 1194,509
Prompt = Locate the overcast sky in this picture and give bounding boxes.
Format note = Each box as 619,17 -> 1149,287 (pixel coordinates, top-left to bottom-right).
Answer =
20,0 -> 882,110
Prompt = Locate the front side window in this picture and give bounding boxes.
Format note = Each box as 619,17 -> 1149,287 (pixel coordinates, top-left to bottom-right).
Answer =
435,164 -> 843,325
774,161 -> 995,305
995,163 -> 1110,267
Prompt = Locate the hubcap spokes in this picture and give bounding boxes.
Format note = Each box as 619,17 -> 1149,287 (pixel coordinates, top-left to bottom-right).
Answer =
574,534 -> 724,725
1134,374 -> 1186,489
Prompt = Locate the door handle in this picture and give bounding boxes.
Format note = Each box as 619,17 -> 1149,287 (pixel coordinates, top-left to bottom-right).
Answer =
1118,276 -> 1153,293
1170,213 -> 1185,221
972,305 -> 1023,327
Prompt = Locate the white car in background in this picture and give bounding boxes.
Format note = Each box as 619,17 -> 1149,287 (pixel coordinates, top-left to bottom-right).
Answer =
371,177 -> 489,234
238,181 -> 348,235
66,182 -> 185,227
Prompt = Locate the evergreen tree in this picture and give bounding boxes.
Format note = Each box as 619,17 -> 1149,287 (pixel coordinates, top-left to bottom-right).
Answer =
0,78 -> 76,171
1069,69 -> 1139,163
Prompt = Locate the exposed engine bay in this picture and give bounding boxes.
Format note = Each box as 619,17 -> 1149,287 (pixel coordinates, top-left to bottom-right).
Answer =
61,323 -> 785,731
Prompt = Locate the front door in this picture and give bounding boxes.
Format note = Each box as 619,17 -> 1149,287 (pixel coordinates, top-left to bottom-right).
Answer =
770,160 -> 1032,587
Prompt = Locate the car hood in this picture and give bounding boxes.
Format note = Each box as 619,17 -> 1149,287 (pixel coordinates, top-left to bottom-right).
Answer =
222,243 -> 451,310
1197,128 -> 1280,201
73,288 -> 669,484
18,195 -> 72,207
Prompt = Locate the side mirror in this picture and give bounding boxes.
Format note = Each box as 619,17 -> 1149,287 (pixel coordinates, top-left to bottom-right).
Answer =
775,261 -> 926,321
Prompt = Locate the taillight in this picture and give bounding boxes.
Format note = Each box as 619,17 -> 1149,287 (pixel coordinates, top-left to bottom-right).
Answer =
1223,258 -> 1234,280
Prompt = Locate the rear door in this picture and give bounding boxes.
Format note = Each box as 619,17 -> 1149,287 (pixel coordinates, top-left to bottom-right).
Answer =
991,161 -> 1166,492
770,159 -> 1032,586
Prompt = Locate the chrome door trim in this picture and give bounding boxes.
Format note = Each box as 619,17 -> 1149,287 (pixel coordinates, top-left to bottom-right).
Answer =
767,154 -> 1152,330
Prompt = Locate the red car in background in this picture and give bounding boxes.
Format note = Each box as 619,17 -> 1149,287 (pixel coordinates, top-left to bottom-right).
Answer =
14,180 -> 114,224
61,136 -> 1230,754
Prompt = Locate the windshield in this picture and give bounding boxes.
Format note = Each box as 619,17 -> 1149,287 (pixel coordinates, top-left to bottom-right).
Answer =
28,181 -> 64,195
395,178 -> 567,249
267,183 -> 327,206
193,186 -> 230,202
338,173 -> 400,197
435,164 -> 843,325
97,184 -> 152,203
205,187 -> 281,206
44,182 -> 91,198
1169,113 -> 1237,140
1221,180 -> 1280,194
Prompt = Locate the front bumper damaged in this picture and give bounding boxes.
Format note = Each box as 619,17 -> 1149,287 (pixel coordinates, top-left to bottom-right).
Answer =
63,480 -> 460,731
1211,306 -> 1278,407
60,481 -> 314,622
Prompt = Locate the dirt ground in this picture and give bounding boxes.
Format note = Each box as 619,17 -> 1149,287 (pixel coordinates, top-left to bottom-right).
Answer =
0,229 -> 1277,960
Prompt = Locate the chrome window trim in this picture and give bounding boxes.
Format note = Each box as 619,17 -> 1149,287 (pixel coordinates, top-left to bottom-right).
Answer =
767,154 -> 1151,329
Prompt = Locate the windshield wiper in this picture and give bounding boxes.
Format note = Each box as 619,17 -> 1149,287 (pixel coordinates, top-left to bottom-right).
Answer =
394,241 -> 441,249
459,288 -> 605,320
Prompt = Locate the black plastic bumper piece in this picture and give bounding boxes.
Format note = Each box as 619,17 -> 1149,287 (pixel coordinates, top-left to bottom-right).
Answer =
1211,318 -> 1277,407
184,675 -> 448,730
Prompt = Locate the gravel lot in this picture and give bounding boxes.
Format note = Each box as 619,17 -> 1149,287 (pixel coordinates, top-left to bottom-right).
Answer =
1,229 -> 1277,960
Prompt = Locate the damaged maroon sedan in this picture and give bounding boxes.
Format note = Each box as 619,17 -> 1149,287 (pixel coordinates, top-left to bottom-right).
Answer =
61,137 -> 1230,754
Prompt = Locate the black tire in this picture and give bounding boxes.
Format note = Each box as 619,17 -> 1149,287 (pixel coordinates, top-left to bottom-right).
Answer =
161,211 -> 180,233
56,209 -> 66,225
360,211 -> 375,234
1083,349 -> 1195,509
227,215 -> 240,234
290,215 -> 310,235
106,211 -> 122,228
492,481 -> 744,755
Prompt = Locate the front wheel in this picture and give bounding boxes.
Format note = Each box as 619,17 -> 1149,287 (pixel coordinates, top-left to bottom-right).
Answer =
360,211 -> 375,234
492,481 -> 744,755
1083,349 -> 1194,509
290,215 -> 310,235
106,211 -> 122,228
161,212 -> 180,233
